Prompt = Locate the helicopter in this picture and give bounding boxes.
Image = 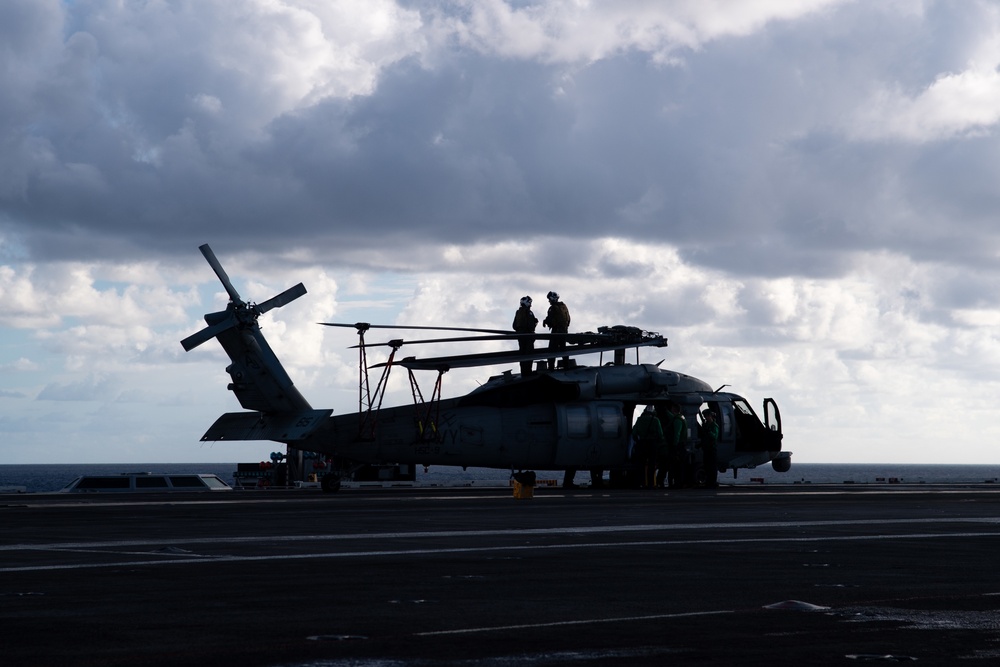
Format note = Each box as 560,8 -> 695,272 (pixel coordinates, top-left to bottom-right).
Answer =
181,244 -> 789,491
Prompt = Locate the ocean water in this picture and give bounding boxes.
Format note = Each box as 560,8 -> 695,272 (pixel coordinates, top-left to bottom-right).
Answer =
1,462 -> 999,494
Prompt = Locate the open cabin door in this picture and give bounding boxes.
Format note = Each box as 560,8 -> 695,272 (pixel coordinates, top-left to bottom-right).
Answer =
763,398 -> 781,436
732,398 -> 782,452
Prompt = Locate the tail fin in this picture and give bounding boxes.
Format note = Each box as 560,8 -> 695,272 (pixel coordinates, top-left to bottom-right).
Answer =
181,244 -> 313,414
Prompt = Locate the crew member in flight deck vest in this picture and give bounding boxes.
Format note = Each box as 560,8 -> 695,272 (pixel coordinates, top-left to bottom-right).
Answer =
512,296 -> 538,376
542,291 -> 570,371
633,404 -> 665,489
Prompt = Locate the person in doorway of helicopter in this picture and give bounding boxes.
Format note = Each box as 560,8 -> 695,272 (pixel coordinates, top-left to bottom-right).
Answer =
633,404 -> 665,489
512,295 -> 538,376
699,409 -> 720,488
542,291 -> 570,370
657,402 -> 687,489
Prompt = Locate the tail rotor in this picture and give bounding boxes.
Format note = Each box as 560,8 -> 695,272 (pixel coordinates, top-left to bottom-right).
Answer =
181,244 -> 306,352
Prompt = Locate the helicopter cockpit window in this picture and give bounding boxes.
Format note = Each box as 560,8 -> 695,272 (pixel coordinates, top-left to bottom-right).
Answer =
565,406 -> 591,437
597,406 -> 621,437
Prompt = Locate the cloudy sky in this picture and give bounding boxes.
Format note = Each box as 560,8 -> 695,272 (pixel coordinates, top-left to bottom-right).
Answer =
2,0 -> 1000,466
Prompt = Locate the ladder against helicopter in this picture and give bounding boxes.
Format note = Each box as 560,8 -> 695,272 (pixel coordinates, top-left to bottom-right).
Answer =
182,245 -> 789,490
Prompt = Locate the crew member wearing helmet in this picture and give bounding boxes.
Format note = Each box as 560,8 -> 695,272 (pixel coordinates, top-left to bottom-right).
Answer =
542,290 -> 571,370
633,404 -> 665,489
512,296 -> 538,375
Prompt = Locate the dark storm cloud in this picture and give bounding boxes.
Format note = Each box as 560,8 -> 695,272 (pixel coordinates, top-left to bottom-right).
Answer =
924,270 -> 1000,319
595,253 -> 648,280
2,1 -> 999,286
260,52 -> 696,240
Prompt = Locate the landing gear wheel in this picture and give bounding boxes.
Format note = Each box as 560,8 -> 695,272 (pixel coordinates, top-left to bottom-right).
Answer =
321,473 -> 342,493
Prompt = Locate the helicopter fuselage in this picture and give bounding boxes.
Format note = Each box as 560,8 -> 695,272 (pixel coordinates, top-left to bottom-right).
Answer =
203,361 -> 787,484
184,245 -> 789,488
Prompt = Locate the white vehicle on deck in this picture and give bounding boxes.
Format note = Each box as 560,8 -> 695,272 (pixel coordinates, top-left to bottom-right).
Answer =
60,472 -> 232,493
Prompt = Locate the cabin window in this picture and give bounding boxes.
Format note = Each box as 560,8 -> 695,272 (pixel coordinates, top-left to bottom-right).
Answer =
201,475 -> 230,489
76,477 -> 129,489
169,476 -> 207,488
720,410 -> 733,438
565,406 -> 591,437
597,406 -> 621,437
135,476 -> 168,488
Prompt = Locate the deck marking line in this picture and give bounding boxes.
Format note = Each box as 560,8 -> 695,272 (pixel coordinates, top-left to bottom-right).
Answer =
414,610 -> 733,636
3,530 -> 1000,573
3,516 -> 1000,552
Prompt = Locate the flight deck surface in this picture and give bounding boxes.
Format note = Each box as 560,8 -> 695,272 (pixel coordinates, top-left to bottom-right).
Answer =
3,484 -> 1000,666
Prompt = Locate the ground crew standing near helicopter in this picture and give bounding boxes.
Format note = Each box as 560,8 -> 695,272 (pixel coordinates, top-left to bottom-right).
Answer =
699,409 -> 720,488
658,402 -> 687,489
512,296 -> 537,376
542,291 -> 571,370
632,405 -> 664,488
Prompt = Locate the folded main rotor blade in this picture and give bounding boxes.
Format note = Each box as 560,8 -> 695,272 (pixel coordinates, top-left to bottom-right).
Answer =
321,322 -> 514,335
353,333 -> 520,348
351,332 -> 608,348
373,337 -> 667,371
257,283 -> 307,314
199,244 -> 242,303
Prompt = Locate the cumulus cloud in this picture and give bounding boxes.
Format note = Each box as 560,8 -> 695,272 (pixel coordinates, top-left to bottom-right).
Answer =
2,1 -> 1000,463
1,357 -> 38,372
844,2 -> 1000,142
36,374 -> 120,401
850,67 -> 1000,142
428,0 -> 847,64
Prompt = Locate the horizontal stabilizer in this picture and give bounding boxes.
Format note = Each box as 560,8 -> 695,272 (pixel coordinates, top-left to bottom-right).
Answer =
200,409 -> 331,443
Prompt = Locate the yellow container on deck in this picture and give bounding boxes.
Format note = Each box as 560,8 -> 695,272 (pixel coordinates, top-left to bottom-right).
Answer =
512,481 -> 534,499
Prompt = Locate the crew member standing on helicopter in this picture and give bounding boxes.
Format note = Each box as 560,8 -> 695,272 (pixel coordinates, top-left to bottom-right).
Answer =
542,291 -> 571,370
512,296 -> 538,376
